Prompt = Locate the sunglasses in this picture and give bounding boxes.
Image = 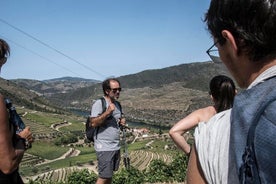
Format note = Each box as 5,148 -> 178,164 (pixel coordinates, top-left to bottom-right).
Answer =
110,88 -> 122,93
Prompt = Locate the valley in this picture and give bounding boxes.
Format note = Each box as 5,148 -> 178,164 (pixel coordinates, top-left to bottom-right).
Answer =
0,61 -> 231,183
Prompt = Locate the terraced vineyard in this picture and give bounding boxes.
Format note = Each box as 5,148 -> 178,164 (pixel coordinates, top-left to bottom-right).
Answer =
22,117 -> 60,139
22,148 -> 175,183
14,106 -> 183,183
20,153 -> 45,167
26,167 -> 84,183
125,150 -> 173,171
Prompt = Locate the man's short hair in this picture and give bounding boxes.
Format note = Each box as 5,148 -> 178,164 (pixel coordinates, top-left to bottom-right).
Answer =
205,0 -> 276,62
102,78 -> 121,95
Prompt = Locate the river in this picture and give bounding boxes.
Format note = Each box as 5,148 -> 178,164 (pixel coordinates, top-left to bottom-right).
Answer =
70,109 -> 170,131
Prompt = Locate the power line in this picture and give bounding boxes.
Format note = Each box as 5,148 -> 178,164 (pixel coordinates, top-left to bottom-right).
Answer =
0,18 -> 106,79
0,35 -> 83,78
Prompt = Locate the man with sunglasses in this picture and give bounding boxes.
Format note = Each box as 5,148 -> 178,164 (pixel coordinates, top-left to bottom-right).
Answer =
90,78 -> 125,184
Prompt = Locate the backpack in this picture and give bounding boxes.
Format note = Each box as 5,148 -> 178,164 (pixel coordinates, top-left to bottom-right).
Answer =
85,97 -> 122,142
85,97 -> 106,142
236,77 -> 276,184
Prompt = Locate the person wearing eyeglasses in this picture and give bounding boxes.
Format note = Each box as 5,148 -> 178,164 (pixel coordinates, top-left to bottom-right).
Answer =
187,0 -> 276,184
0,39 -> 34,183
90,78 -> 125,184
169,75 -> 236,155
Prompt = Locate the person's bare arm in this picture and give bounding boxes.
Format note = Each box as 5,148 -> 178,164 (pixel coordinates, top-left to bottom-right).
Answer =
186,144 -> 207,184
169,109 -> 203,154
169,106 -> 216,154
91,102 -> 115,127
0,95 -> 27,174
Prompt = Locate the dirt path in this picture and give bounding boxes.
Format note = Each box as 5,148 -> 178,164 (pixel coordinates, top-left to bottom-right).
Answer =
50,122 -> 72,131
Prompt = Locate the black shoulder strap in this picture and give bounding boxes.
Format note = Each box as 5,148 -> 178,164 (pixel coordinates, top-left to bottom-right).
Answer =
100,97 -> 106,113
116,101 -> 122,113
94,97 -> 106,140
240,115 -> 262,183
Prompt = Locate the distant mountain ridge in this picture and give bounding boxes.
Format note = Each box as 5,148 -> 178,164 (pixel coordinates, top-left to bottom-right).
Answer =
4,61 -> 232,126
11,77 -> 100,97
0,78 -> 65,114
35,61 -> 231,125
43,76 -> 100,83
118,61 -> 229,90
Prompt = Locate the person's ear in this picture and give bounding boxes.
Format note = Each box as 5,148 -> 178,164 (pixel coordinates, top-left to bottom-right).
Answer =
221,30 -> 239,55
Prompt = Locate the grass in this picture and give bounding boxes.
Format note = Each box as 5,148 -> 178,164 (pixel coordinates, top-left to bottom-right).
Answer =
26,140 -> 69,160
59,121 -> 85,132
18,108 -> 182,179
21,139 -> 176,176
77,146 -> 96,155
24,112 -> 64,127
127,140 -> 149,151
21,146 -> 97,176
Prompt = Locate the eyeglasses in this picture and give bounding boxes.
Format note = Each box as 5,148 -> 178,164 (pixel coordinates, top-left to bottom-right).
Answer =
110,88 -> 122,93
206,41 -> 222,63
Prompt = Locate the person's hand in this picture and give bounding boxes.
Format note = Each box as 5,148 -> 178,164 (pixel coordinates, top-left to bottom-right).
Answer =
107,103 -> 115,115
18,126 -> 34,144
119,118 -> 126,127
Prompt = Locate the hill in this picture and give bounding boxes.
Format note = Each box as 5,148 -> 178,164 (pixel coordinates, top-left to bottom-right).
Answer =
11,61 -> 231,126
11,77 -> 100,97
0,78 -> 67,114
118,61 -> 229,90
0,61 -> 233,183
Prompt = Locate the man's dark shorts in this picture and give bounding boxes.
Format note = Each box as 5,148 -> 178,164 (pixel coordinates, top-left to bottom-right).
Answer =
96,150 -> 121,179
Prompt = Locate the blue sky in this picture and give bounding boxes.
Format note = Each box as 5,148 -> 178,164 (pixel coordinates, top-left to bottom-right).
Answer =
0,0 -> 212,81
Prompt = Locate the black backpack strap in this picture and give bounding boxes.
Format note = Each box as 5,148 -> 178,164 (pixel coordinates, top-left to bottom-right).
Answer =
94,97 -> 107,140
115,101 -> 122,115
100,97 -> 107,112
240,120 -> 261,183
239,101 -> 273,183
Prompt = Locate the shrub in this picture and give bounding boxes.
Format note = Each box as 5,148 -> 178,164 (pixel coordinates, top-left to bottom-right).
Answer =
144,159 -> 173,183
67,169 -> 97,184
170,153 -> 189,182
113,166 -> 144,184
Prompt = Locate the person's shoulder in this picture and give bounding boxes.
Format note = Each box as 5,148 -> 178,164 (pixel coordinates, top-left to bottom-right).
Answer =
92,98 -> 104,106
198,106 -> 216,117
194,106 -> 215,113
208,109 -> 231,124
204,106 -> 216,113
264,99 -> 276,125
188,106 -> 216,123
